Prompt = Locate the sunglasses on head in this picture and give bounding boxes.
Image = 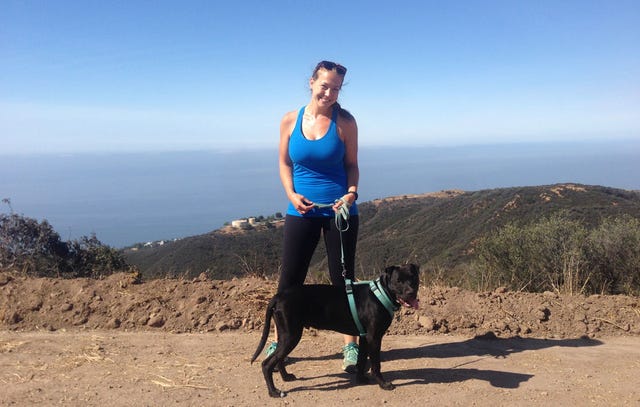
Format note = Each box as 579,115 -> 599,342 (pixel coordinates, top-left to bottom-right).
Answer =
314,60 -> 347,76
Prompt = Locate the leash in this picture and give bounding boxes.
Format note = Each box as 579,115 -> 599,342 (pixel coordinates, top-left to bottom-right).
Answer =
312,198 -> 365,335
313,199 -> 399,334
312,198 -> 350,277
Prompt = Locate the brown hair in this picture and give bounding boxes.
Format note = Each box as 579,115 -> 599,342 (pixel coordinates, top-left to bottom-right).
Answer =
312,60 -> 347,79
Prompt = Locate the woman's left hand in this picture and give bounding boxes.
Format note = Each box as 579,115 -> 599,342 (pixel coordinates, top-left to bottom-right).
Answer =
332,194 -> 354,213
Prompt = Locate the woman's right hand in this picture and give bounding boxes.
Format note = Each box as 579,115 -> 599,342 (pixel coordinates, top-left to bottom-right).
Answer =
291,193 -> 314,214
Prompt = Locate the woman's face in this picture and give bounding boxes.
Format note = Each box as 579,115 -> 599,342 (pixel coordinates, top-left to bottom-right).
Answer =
309,68 -> 344,107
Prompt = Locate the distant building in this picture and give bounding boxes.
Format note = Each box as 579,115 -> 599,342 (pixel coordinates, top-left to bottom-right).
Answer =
231,219 -> 250,229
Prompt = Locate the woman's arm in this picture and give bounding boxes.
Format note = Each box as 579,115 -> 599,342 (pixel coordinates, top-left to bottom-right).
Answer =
279,111 -> 314,213
339,113 -> 359,207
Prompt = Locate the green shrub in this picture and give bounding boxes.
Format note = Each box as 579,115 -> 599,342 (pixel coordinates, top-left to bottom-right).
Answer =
1,214 -> 65,275
1,200 -> 129,278
584,215 -> 640,295
475,213 -> 640,295
67,234 -> 129,278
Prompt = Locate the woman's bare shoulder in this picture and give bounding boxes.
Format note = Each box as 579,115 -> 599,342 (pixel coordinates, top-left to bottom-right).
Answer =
338,107 -> 356,122
280,110 -> 299,136
337,107 -> 357,132
281,110 -> 298,127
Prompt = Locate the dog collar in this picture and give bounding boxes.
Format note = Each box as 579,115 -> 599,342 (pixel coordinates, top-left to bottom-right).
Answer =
369,278 -> 400,317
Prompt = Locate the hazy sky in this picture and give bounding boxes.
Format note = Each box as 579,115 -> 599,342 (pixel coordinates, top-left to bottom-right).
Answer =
2,0 -> 639,154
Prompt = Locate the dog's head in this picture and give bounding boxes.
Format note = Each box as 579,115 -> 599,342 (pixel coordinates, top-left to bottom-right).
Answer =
382,263 -> 420,309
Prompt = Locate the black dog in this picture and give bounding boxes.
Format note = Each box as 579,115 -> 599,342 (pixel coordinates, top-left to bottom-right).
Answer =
251,264 -> 420,398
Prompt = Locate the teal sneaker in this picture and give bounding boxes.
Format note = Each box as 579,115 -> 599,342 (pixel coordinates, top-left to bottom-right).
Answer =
265,341 -> 277,358
342,342 -> 359,373
265,341 -> 289,371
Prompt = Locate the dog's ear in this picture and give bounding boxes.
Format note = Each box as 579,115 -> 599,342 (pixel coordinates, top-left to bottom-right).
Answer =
383,265 -> 397,276
381,265 -> 397,285
409,263 -> 419,275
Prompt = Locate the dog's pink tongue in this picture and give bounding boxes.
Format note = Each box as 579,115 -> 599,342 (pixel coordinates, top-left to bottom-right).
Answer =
400,298 -> 420,309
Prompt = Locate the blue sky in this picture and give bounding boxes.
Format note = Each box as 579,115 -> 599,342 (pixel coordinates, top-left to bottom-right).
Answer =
2,0 -> 639,154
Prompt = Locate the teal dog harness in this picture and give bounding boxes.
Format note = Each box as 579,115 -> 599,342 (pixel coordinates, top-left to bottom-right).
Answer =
345,277 -> 400,337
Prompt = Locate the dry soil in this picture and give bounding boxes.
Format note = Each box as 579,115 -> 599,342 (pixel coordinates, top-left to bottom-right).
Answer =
1,272 -> 639,406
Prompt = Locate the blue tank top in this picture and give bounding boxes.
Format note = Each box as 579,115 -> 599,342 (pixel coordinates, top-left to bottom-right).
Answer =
286,106 -> 358,217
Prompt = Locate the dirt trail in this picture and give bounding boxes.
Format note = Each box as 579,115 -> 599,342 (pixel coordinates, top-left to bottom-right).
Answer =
1,331 -> 639,406
1,272 -> 639,405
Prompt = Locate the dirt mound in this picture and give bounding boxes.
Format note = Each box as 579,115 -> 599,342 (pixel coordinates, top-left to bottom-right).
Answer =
1,272 -> 639,338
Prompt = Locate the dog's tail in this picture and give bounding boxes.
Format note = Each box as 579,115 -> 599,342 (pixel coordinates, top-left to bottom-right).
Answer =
250,295 -> 277,364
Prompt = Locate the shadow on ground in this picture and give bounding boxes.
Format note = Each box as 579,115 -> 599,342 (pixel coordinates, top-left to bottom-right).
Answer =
384,332 -> 603,360
285,332 -> 603,394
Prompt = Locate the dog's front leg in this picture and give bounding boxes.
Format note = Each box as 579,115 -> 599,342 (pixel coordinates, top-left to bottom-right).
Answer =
368,336 -> 394,390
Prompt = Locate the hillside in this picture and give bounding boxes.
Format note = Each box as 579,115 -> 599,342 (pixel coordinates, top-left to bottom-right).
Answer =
123,184 -> 640,281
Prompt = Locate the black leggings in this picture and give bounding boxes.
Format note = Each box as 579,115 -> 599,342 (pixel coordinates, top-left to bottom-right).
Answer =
278,214 -> 359,292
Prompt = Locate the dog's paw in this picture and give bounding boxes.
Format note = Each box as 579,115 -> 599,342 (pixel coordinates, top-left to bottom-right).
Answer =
282,373 -> 296,382
379,381 -> 395,391
269,389 -> 287,398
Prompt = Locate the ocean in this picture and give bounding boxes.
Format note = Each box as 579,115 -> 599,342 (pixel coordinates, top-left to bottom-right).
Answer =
1,140 -> 639,248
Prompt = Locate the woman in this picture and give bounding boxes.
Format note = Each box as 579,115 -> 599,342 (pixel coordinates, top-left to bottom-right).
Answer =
268,60 -> 360,372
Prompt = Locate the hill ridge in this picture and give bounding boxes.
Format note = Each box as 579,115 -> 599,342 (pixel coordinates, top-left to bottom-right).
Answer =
123,183 -> 640,281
